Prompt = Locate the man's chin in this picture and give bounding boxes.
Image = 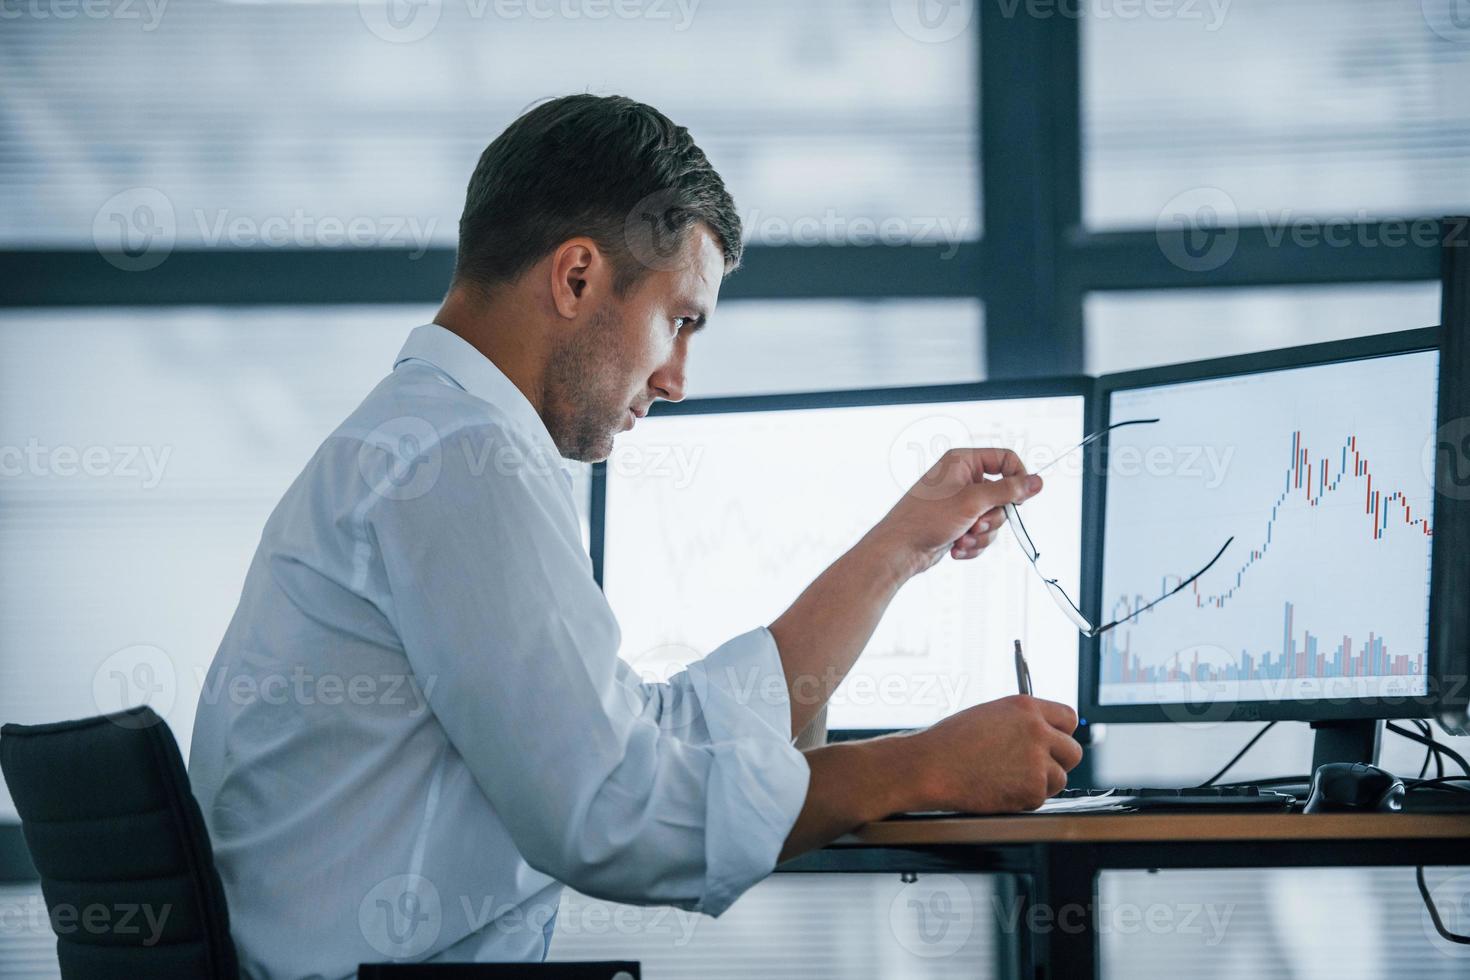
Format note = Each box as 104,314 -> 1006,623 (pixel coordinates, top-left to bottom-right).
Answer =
560,430 -> 618,465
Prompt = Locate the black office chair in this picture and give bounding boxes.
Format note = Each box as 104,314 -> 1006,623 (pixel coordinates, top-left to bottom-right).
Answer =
0,708 -> 639,980
0,707 -> 240,979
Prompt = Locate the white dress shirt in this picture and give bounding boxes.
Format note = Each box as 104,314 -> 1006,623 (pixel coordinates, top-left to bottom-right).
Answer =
188,323 -> 810,980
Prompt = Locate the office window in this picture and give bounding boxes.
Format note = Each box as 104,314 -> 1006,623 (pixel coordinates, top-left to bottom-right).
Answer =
0,883 -> 56,980
552,874 -> 998,978
1100,868 -> 1470,977
0,305 -> 428,824
688,298 -> 984,395
1083,282 -> 1440,375
0,0 -> 978,249
1083,0 -> 1470,228
0,874 -> 1004,980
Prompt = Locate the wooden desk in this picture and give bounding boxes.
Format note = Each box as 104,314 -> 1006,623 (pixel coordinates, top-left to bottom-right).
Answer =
776,811 -> 1470,980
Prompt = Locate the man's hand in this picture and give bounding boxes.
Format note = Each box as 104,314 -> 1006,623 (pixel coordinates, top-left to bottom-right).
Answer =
867,448 -> 1043,580
907,695 -> 1083,812
778,694 -> 1083,861
769,447 -> 1043,737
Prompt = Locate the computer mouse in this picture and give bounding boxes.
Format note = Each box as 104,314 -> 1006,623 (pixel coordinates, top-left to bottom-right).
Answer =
1302,762 -> 1405,813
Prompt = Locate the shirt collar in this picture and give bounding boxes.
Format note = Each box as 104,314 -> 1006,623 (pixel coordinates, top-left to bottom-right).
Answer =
393,323 -> 561,461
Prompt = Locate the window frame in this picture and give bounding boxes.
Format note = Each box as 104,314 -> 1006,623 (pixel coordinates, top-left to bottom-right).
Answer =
0,9 -> 1442,376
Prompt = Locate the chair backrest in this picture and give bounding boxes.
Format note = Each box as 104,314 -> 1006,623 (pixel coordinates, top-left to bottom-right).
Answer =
0,706 -> 240,980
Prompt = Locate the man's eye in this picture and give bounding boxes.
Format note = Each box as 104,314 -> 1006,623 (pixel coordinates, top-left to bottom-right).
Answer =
673,317 -> 690,331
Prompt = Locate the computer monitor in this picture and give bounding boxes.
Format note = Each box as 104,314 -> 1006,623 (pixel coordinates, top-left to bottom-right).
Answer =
1079,323 -> 1466,756
593,381 -> 1087,735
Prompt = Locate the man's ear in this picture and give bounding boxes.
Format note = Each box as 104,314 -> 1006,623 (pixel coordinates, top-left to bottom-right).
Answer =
549,237 -> 608,320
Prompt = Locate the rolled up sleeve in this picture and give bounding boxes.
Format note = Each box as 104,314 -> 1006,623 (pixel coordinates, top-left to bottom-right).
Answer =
620,627 -> 795,745
361,419 -> 810,916
661,627 -> 808,913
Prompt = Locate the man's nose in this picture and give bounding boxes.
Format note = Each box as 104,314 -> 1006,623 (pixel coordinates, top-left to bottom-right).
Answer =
650,356 -> 687,403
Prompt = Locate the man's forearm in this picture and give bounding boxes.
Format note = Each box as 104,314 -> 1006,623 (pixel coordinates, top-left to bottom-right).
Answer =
777,734 -> 925,863
768,532 -> 914,735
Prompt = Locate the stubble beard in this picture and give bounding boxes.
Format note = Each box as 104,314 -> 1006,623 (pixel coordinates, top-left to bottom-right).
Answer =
542,304 -> 631,464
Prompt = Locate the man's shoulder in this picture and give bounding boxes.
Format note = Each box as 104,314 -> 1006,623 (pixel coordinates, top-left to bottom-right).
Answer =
330,362 -> 539,456
312,364 -> 567,501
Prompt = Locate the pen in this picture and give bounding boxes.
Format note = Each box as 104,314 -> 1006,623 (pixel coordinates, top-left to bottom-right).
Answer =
1014,639 -> 1033,696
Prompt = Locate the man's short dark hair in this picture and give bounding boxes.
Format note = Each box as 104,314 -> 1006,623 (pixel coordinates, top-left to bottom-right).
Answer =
453,94 -> 742,296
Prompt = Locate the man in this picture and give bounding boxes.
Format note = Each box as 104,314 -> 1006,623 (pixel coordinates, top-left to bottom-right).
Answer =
189,93 -> 1082,979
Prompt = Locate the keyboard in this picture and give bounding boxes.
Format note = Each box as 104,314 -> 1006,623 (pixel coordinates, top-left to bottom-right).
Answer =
1051,785 -> 1295,811
893,785 -> 1296,819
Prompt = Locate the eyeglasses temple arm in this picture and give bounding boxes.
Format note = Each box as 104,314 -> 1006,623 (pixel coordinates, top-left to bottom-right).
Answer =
1034,417 -> 1161,476
1091,535 -> 1234,637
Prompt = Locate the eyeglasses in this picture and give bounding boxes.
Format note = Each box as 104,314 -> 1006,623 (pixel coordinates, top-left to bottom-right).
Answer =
1004,418 -> 1234,639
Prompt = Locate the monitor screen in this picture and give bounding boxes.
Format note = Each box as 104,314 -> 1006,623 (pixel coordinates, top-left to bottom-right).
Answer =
600,391 -> 1085,731
1096,347 -> 1440,710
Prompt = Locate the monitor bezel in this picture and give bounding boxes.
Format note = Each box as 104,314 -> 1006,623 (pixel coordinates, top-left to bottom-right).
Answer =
1079,326 -> 1449,725
1430,224 -> 1470,734
590,376 -> 1093,740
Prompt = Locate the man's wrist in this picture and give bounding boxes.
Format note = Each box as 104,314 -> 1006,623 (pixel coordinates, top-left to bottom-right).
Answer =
851,732 -> 934,820
853,527 -> 923,590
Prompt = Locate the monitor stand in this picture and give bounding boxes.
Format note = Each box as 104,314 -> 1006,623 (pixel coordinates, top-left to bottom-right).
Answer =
1310,719 -> 1382,769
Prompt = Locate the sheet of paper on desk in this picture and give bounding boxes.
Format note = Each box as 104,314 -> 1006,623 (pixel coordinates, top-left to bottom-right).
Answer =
1034,793 -> 1136,814
893,792 -> 1136,819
